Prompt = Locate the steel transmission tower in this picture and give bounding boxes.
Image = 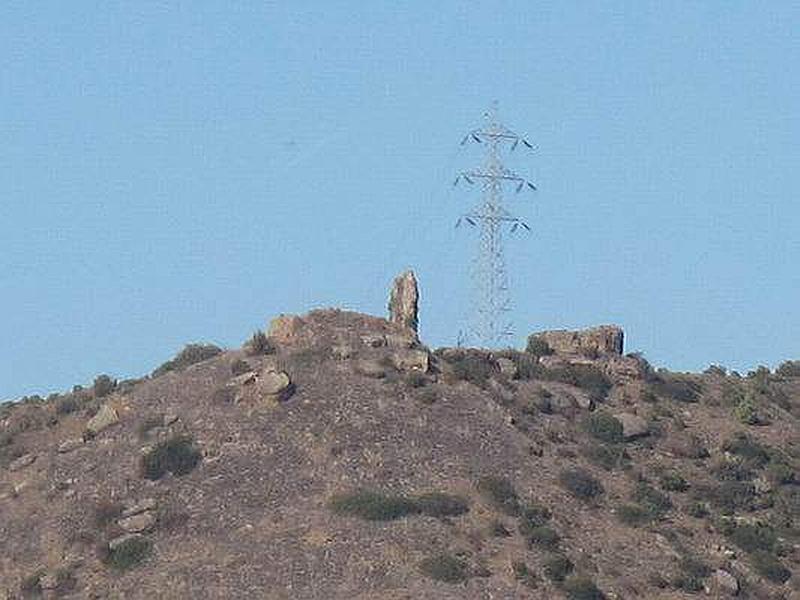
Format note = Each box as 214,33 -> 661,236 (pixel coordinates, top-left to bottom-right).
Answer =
454,104 -> 537,347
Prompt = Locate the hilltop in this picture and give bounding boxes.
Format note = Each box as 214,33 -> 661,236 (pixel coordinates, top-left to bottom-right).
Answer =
1,276 -> 799,599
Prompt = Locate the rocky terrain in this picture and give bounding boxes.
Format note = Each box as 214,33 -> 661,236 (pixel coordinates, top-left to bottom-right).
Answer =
1,273 -> 799,599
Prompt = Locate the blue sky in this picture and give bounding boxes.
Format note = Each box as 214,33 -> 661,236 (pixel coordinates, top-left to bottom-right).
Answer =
1,2 -> 798,400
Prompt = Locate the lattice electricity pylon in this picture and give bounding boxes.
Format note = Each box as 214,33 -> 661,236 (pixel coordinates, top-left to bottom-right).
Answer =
454,103 -> 536,348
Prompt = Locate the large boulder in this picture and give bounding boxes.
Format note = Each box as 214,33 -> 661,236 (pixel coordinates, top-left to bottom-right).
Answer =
258,369 -> 293,402
86,404 -> 119,435
8,453 -> 36,472
121,498 -> 158,518
615,412 -> 650,439
530,325 -> 624,357
117,511 -> 156,533
390,349 -> 429,372
354,359 -> 387,379
705,569 -> 739,596
388,270 -> 419,332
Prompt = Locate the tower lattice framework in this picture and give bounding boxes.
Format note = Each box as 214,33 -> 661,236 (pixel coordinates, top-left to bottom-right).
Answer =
455,104 -> 537,347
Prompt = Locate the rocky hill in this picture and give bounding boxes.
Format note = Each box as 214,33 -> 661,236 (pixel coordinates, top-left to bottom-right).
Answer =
2,276 -> 799,599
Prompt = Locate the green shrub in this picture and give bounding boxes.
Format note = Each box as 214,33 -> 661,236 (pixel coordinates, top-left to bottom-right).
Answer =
55,394 -> 81,415
582,443 -> 628,471
137,414 -> 164,439
328,490 -> 419,521
245,330 -> 275,356
704,365 -> 728,377
510,353 -> 546,380
649,375 -> 702,403
721,433 -> 770,468
545,364 -> 612,402
93,374 -> 117,398
582,412 -> 623,444
734,393 -> 759,425
632,483 -> 673,519
617,503 -> 651,527
725,522 -> 777,554
512,560 -> 538,588
660,473 -> 690,492
711,459 -> 754,482
750,550 -> 791,583
686,501 -> 709,518
543,554 -> 574,583
444,351 -> 497,388
476,476 -> 521,515
94,499 -> 124,528
559,469 -> 604,500
490,520 -> 512,537
526,525 -> 560,549
775,360 -> 800,378
20,570 -> 44,597
415,387 -> 439,405
526,336 -> 554,358
414,493 -> 470,518
518,503 -> 552,535
765,458 -> 795,485
230,359 -> 251,376
105,536 -> 152,571
404,371 -> 428,388
696,480 -> 756,514
211,385 -> 237,404
418,554 -> 469,584
522,387 -> 553,414
563,574 -> 604,600
141,436 -> 202,480
152,343 -> 222,377
672,556 -> 711,592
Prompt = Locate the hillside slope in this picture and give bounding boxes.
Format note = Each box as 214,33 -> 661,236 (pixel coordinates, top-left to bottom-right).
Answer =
1,309 -> 799,599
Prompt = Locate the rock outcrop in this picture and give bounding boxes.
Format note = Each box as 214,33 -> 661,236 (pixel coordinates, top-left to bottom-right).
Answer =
388,270 -> 419,332
530,325 -> 624,357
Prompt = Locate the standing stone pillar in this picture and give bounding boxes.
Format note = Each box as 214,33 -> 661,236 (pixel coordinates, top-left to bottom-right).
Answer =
388,270 -> 419,332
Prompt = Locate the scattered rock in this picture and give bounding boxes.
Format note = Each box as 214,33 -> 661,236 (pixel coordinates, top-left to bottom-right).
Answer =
109,533 -> 144,552
705,568 -> 739,596
118,511 -> 156,533
58,438 -> 84,454
550,393 -> 578,414
258,369 -> 293,401
385,332 -> 416,349
390,349 -> 430,372
573,392 -> 594,411
488,379 -> 515,404
753,476 -> 773,495
530,325 -> 624,357
663,432 -> 709,459
121,498 -> 158,518
86,404 -> 119,435
229,371 -> 258,387
360,334 -> 386,348
615,413 -> 650,439
9,453 -> 36,471
163,413 -> 179,427
496,357 -> 518,379
354,359 -> 387,379
331,344 -> 354,360
388,270 -> 419,332
38,573 -> 59,590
